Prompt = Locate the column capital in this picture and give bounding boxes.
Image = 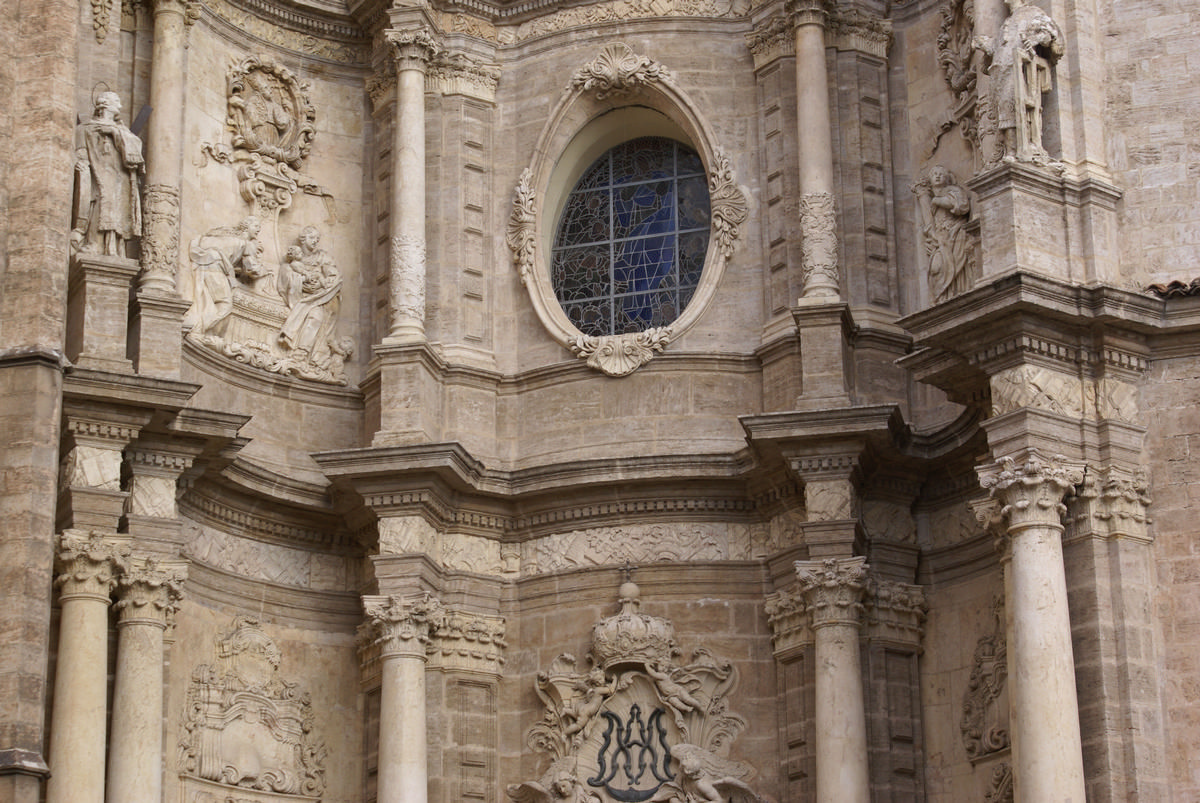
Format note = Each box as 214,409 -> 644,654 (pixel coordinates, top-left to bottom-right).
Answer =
428,609 -> 507,676
115,558 -> 187,628
864,578 -> 927,644
386,27 -> 440,72
788,0 -> 829,28
795,556 -> 868,629
362,592 -> 445,659
1068,463 -> 1153,543
978,451 -> 1082,532
55,530 -> 130,602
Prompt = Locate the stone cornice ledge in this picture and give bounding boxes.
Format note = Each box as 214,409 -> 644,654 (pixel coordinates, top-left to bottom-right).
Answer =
313,441 -> 759,498
898,272 -> 1168,349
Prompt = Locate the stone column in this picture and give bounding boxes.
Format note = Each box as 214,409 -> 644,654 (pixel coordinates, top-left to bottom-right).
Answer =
383,28 -> 438,343
106,559 -> 186,803
791,0 -> 839,300
795,556 -> 870,803
45,531 -> 128,803
362,593 -> 445,803
139,0 -> 188,295
979,453 -> 1087,803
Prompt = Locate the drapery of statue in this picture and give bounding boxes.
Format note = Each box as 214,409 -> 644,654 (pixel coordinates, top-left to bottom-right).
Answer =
913,164 -> 977,303
183,222 -> 351,385
71,91 -> 144,259
973,0 -> 1064,165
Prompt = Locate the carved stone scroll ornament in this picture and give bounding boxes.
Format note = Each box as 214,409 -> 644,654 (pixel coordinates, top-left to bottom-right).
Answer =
960,596 -> 1010,761
179,616 -> 327,797
569,327 -> 673,376
934,0 -> 987,161
912,164 -> 977,304
198,57 -> 329,215
798,192 -> 839,299
709,150 -> 749,260
512,580 -> 768,803
570,42 -> 672,100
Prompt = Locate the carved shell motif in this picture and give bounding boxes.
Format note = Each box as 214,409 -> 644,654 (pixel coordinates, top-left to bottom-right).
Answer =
570,43 -> 672,99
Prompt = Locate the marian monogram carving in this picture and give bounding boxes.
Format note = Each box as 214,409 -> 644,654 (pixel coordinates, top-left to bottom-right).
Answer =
511,580 -> 768,803
179,617 -> 327,798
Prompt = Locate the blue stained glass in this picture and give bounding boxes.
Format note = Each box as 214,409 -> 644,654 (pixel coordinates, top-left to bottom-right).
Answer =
551,137 -> 711,336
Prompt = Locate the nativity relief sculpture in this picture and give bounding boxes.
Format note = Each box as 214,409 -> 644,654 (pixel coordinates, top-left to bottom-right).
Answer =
912,164 -> 978,303
973,0 -> 1064,165
72,91 -> 144,259
511,577 -> 770,803
183,223 -> 351,384
179,616 -> 327,800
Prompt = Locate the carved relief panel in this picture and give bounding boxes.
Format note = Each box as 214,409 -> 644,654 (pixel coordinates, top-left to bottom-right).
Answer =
179,616 -> 327,800
510,580 -> 769,803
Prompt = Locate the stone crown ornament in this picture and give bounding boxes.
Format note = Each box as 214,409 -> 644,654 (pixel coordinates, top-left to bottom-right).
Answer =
590,580 -> 678,670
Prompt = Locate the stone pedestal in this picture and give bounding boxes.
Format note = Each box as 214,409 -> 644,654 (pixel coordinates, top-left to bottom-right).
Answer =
66,254 -> 138,372
46,531 -> 128,803
106,560 -> 185,803
368,343 -> 443,446
980,453 -> 1087,803
792,303 -> 853,409
362,593 -> 445,803
795,557 -> 871,803
131,291 -> 189,378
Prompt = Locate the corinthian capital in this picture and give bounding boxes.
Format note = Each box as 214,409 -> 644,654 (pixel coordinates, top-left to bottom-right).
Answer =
362,592 -> 446,658
794,556 -> 868,629
978,452 -> 1083,529
788,0 -> 829,28
55,530 -> 130,602
386,27 -> 440,71
115,558 -> 187,627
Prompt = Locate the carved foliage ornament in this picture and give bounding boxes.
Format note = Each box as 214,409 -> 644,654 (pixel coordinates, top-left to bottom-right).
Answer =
179,616 -> 327,797
799,192 -> 839,298
960,597 -> 1009,761
570,43 -> 672,100
513,581 -> 766,803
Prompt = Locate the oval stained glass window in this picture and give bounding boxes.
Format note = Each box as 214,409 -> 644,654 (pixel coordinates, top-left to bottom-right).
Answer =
551,137 -> 711,337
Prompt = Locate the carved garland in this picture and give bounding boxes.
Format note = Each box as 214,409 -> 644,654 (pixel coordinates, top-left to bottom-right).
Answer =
507,44 -> 748,377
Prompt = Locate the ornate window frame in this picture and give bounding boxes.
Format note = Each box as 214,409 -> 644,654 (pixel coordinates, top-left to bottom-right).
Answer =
507,43 -> 747,376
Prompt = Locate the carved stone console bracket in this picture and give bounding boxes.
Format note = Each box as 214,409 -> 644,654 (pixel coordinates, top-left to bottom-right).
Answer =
507,43 -> 748,376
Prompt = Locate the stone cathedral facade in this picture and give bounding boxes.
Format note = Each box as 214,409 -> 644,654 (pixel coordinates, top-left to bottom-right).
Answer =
2,0 -> 1199,800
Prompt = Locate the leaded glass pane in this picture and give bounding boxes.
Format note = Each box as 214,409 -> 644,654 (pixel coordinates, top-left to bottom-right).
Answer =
551,137 -> 711,337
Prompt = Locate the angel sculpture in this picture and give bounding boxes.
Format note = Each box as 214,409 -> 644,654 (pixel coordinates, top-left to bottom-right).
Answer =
507,760 -> 602,803
561,668 -> 622,741
648,744 -> 768,803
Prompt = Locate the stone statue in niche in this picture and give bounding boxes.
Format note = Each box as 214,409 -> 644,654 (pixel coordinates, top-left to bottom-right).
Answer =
973,0 -> 1064,165
183,223 -> 352,385
512,578 -> 770,803
912,165 -> 976,303
71,91 -> 144,258
178,616 -> 326,798
182,216 -> 265,336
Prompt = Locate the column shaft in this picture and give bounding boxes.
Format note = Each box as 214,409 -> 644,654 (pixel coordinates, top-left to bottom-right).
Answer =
378,654 -> 427,803
140,0 -> 187,294
813,621 -> 870,802
107,623 -> 165,803
1008,521 -> 1087,802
